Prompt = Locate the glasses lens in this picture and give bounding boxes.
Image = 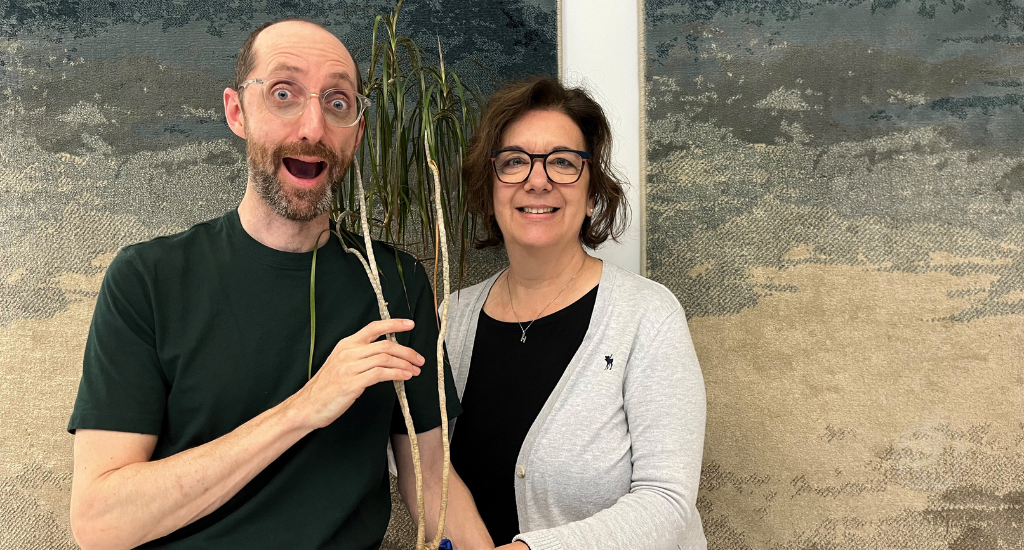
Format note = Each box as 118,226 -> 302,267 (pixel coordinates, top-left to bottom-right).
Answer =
322,89 -> 361,127
263,79 -> 306,117
494,151 -> 532,183
546,151 -> 584,183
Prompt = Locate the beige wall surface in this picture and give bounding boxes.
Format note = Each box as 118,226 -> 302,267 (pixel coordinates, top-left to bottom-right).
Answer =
645,1 -> 1024,548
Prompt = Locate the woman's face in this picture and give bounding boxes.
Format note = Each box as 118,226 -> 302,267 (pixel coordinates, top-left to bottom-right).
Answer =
492,109 -> 595,253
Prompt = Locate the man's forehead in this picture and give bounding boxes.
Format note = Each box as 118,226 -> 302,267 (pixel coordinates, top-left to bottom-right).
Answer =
252,22 -> 356,79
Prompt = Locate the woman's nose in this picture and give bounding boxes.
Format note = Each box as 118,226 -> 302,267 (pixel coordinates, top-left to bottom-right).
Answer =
523,158 -> 553,192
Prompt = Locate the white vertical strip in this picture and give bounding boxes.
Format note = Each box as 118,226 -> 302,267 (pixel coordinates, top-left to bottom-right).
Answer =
560,0 -> 643,275
557,0 -> 563,81
637,0 -> 647,277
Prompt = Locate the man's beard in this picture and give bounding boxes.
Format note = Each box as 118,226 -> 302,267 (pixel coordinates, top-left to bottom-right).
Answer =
246,138 -> 351,222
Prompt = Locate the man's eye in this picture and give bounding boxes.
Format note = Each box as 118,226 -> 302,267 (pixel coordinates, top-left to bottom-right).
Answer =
273,89 -> 293,101
329,98 -> 348,111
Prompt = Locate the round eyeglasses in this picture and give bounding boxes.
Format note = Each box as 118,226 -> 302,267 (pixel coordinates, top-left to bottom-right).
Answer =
491,149 -> 591,184
238,77 -> 371,128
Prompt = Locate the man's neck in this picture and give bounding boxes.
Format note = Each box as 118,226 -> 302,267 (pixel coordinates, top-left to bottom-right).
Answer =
237,186 -> 331,253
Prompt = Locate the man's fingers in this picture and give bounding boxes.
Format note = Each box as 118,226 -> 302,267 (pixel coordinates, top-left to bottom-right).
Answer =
359,365 -> 416,386
353,319 -> 415,344
352,354 -> 421,377
353,339 -> 425,366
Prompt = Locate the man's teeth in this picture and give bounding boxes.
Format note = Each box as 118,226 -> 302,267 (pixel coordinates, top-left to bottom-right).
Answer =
521,207 -> 556,214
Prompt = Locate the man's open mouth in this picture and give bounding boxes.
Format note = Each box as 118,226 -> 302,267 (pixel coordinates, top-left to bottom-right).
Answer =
517,207 -> 559,214
282,158 -> 327,180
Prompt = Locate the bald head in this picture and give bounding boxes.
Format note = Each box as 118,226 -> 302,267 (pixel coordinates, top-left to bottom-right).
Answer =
234,18 -> 362,95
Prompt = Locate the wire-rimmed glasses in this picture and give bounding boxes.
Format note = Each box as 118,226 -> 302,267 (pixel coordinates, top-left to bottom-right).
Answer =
491,149 -> 591,184
238,77 -> 371,128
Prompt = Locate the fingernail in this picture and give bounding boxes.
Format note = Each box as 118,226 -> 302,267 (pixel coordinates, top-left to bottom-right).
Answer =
404,319 -> 414,327
417,354 -> 425,363
414,367 -> 422,375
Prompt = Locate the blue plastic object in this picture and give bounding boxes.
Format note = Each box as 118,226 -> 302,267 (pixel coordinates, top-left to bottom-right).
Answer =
438,539 -> 453,550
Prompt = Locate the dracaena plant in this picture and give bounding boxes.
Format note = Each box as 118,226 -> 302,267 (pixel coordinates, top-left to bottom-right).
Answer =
308,2 -> 481,549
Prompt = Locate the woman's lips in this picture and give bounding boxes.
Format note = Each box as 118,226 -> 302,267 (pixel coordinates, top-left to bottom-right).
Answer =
517,206 -> 559,214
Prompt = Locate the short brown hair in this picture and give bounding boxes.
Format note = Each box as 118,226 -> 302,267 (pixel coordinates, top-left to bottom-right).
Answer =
464,76 -> 628,249
234,18 -> 363,97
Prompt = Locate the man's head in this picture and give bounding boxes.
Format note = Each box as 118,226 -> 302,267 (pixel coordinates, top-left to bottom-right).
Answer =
224,19 -> 365,222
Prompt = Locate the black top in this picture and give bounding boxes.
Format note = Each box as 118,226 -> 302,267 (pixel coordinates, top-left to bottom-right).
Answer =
68,210 -> 461,549
450,284 -> 599,545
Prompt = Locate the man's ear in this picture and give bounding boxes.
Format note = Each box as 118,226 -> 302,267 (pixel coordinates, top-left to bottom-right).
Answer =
224,87 -> 246,139
352,115 -> 365,152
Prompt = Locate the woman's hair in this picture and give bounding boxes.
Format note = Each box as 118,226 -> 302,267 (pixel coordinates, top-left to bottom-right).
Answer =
464,76 -> 629,249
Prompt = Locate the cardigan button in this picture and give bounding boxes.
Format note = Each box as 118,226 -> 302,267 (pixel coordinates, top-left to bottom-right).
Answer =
516,465 -> 526,478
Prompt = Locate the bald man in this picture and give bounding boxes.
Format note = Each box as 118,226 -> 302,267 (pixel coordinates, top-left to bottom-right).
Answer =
68,19 -> 492,550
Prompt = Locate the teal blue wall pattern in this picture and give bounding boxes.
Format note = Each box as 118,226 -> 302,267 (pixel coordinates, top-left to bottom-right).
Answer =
0,2 -> 556,548
645,1 -> 1023,549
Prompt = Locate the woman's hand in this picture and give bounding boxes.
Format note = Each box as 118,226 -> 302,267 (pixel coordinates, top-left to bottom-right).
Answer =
495,543 -> 529,550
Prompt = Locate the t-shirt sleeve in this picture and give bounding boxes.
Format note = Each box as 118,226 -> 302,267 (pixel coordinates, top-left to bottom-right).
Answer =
389,261 -> 462,435
67,247 -> 168,435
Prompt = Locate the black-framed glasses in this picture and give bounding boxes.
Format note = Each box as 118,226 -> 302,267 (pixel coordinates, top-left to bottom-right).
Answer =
491,149 -> 591,184
238,77 -> 371,128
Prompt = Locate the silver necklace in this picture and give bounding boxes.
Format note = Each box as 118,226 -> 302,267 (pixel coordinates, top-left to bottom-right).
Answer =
506,256 -> 587,343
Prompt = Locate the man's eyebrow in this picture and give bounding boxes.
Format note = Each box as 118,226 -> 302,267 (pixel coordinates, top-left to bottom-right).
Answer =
327,72 -> 357,88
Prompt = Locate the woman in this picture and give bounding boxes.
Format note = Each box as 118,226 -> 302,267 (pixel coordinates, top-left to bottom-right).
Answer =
445,76 -> 707,550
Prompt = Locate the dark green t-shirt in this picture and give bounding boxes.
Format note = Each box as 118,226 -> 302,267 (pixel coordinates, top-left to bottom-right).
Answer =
68,209 -> 461,549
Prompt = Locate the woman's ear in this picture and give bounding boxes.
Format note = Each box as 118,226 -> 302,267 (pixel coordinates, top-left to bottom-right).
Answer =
224,87 -> 246,139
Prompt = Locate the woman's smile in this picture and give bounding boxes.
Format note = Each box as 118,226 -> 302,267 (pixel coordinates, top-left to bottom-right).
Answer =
517,205 -> 560,215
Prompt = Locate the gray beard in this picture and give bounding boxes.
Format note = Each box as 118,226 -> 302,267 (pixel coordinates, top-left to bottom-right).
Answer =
245,137 -> 350,222
248,161 -> 338,222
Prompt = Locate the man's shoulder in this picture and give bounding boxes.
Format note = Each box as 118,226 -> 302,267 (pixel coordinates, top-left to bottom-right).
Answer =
119,211 -> 233,269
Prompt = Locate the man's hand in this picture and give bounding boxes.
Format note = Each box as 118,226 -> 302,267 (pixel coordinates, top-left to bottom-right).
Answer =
289,318 -> 425,429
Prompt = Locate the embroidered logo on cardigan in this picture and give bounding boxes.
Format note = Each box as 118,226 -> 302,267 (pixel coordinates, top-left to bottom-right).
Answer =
604,354 -> 614,370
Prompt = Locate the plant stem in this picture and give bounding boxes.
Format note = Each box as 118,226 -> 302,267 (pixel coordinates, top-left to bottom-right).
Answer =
426,139 -> 452,550
338,162 -> 428,550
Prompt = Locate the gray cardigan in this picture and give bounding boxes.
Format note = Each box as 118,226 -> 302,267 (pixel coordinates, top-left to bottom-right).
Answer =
444,263 -> 707,550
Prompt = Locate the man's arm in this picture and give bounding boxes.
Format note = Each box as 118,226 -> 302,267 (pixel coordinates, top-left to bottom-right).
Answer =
71,319 -> 424,550
392,427 -> 494,550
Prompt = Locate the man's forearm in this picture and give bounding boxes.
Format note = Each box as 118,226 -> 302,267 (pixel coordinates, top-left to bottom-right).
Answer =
71,396 -> 311,550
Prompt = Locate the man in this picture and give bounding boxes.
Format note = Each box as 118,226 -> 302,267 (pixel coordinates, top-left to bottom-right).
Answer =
67,19 -> 492,550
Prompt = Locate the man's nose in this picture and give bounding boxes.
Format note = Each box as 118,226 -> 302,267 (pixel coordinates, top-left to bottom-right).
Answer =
295,93 -> 327,143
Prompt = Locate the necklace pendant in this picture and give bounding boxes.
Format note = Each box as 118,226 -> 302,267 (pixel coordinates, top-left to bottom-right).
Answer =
520,332 -> 527,343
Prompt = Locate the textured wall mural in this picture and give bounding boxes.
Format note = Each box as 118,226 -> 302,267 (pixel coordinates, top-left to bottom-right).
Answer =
0,2 -> 555,548
645,0 -> 1023,548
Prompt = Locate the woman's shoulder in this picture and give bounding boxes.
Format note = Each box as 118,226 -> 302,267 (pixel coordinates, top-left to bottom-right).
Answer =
445,270 -> 503,316
602,262 -> 683,320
